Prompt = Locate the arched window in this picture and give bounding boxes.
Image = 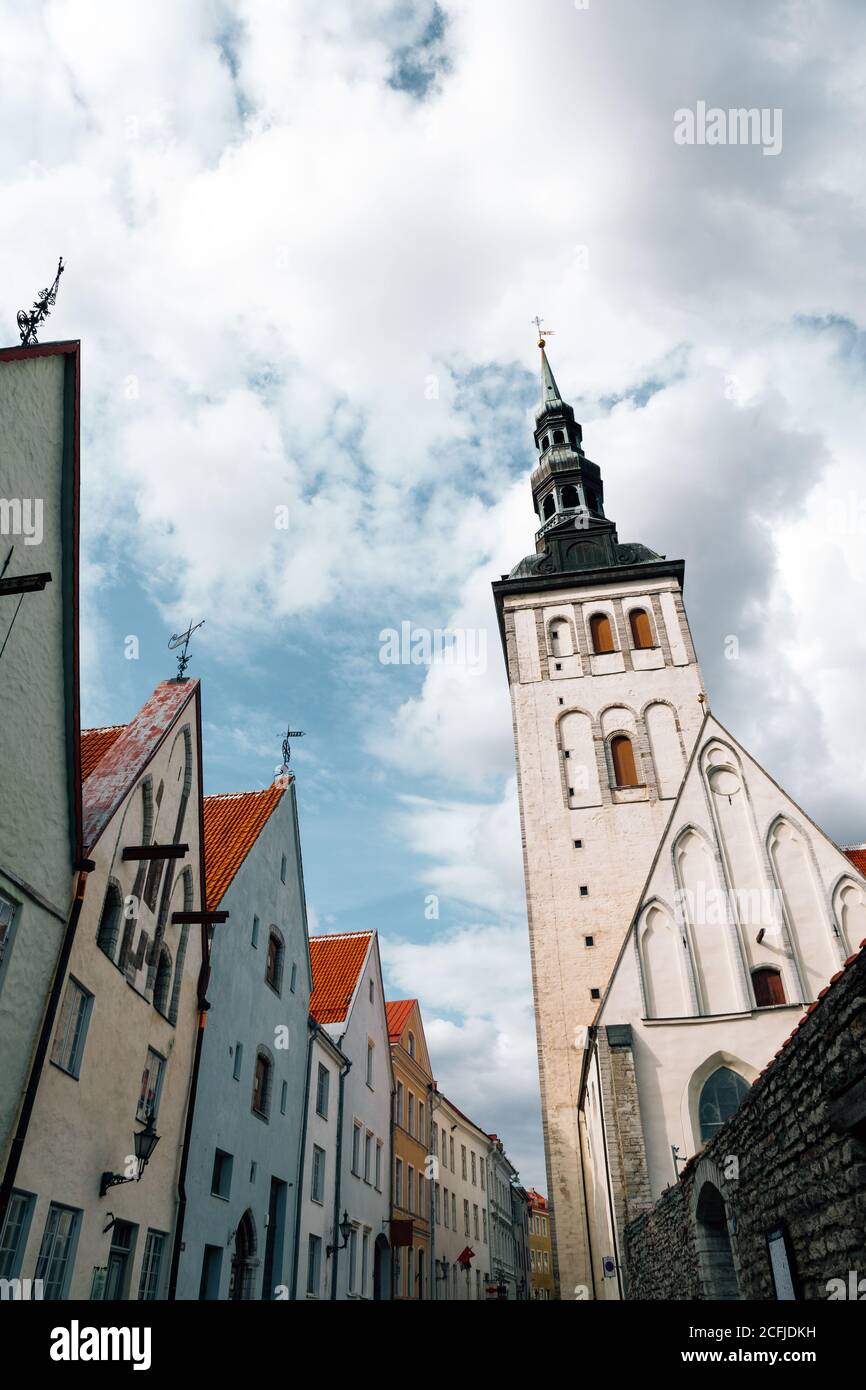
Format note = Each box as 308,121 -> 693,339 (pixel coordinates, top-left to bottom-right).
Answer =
629,608 -> 654,650
752,966 -> 785,1008
610,735 -> 639,788
153,948 -> 172,1016
561,484 -> 579,509
252,1048 -> 273,1118
96,882 -> 123,960
589,613 -> 614,654
265,929 -> 284,994
407,1031 -> 416,1059
540,435 -> 549,451
552,429 -> 564,444
698,1066 -> 750,1142
542,494 -> 556,520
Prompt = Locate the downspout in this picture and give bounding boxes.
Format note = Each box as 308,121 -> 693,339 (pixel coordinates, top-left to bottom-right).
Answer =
329,1054 -> 352,1300
290,1018 -> 317,1299
428,1084 -> 438,1301
0,863 -> 91,1230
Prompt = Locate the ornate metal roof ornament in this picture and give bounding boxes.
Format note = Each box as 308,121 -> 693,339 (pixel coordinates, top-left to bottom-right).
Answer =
275,723 -> 305,785
168,618 -> 205,679
17,257 -> 64,347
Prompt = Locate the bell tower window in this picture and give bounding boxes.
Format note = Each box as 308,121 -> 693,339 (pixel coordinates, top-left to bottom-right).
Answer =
589,612 -> 614,654
629,608 -> 654,649
542,494 -> 556,520
610,735 -> 639,788
561,484 -> 579,509
552,429 -> 564,444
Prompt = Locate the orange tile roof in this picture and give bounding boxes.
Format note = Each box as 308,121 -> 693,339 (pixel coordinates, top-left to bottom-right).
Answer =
845,846 -> 866,877
80,725 -> 126,780
385,999 -> 416,1042
309,932 -> 373,1025
203,785 -> 286,911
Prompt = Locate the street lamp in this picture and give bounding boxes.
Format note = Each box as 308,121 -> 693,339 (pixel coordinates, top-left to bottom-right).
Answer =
435,1257 -> 450,1281
327,1210 -> 352,1257
99,1114 -> 161,1197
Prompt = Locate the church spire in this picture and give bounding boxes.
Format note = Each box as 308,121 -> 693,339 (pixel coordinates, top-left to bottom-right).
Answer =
538,337 -> 565,415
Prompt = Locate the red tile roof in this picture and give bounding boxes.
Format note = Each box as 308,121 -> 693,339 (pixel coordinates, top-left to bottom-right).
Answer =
80,725 -> 126,780
385,999 -> 416,1042
844,845 -> 866,877
309,932 -> 372,1025
203,785 -> 287,911
82,681 -> 198,852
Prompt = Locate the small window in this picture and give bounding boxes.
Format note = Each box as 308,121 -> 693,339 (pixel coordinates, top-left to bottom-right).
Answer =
542,494 -> 556,520
280,854 -> 287,884
353,1122 -> 363,1175
138,1229 -> 167,1301
369,979 -> 374,1003
0,1191 -> 35,1279
590,988 -> 601,1000
366,1039 -> 374,1089
35,1204 -> 81,1300
629,607 -> 654,650
589,612 -> 615,655
0,891 -> 17,976
752,967 -> 786,1008
265,929 -> 284,994
251,915 -> 260,948
540,435 -> 549,450
311,1146 -> 326,1203
211,1149 -> 233,1199
558,697 -> 564,706
585,935 -> 594,947
249,1160 -> 257,1183
579,885 -> 589,897
611,735 -> 639,788
552,429 -> 564,444
290,961 -> 297,993
96,882 -> 123,960
51,977 -> 92,1077
252,1049 -> 273,1119
573,839 -> 583,848
137,1047 -> 165,1123
307,1235 -> 322,1296
561,483 -> 579,508
232,1042 -> 243,1081
407,1031 -> 416,1059
316,1063 -> 330,1118
280,1079 -> 288,1114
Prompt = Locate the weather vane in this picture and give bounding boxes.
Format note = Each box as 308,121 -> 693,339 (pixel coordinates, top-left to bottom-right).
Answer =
18,257 -> 64,348
168,618 -> 205,679
276,722 -> 305,781
532,315 -> 555,347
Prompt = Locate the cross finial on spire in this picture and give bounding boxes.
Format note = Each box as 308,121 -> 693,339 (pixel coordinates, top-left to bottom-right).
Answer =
532,315 -> 555,349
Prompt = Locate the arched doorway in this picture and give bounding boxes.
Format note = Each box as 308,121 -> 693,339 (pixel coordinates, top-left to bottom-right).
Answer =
373,1234 -> 391,1301
695,1180 -> 740,1299
229,1210 -> 258,1301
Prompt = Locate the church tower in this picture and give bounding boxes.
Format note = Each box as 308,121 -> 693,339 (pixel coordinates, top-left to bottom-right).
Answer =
493,340 -> 706,1296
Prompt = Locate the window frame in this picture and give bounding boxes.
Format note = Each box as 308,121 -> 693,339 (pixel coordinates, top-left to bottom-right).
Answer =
50,975 -> 93,1078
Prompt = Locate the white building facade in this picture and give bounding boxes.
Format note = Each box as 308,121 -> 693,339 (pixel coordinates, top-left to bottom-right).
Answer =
430,1095 -> 493,1301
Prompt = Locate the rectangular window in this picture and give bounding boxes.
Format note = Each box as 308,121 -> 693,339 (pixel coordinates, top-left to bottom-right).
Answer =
316,1063 -> 330,1118
443,1186 -> 449,1228
418,1100 -> 425,1144
137,1230 -> 167,1301
311,1145 -> 326,1203
395,1080 -> 403,1127
211,1149 -> 233,1199
351,1121 -> 362,1175
395,1158 -> 404,1208
280,854 -> 287,884
232,1042 -> 243,1081
464,1198 -> 470,1236
408,1165 -> 415,1214
361,1228 -> 370,1295
136,1047 -> 165,1123
432,1121 -> 438,1158
375,1139 -> 383,1191
543,1251 -> 549,1271
471,1151 -> 477,1185
407,1092 -> 415,1136
199,1245 -> 222,1300
306,1235 -> 322,1296
290,961 -> 297,993
347,1226 -> 358,1293
364,1131 -> 373,1183
480,1160 -> 486,1191
461,1145 -> 467,1179
49,977 -> 92,1079
451,1193 -> 456,1229
0,1190 -> 35,1278
482,1209 -> 488,1243
35,1203 -> 80,1300
251,914 -> 259,948
449,1136 -> 454,1171
366,1039 -> 374,1088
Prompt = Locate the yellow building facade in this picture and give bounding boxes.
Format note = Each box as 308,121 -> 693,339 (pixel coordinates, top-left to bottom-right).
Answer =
527,1189 -> 556,1299
387,1000 -> 433,1299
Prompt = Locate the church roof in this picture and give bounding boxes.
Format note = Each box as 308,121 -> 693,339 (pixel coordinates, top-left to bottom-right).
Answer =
203,785 -> 287,911
309,931 -> 373,1025
844,845 -> 866,877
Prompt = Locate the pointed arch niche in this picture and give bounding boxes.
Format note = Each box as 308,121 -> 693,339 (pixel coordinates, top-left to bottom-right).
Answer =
673,827 -> 742,1015
638,901 -> 689,1018
832,876 -> 865,957
767,817 -> 839,1002
558,710 -> 601,808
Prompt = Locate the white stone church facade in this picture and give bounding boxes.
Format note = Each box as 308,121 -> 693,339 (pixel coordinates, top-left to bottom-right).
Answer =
493,341 -> 866,1299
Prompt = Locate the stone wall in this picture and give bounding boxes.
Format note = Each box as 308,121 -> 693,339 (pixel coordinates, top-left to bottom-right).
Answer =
625,942 -> 866,1300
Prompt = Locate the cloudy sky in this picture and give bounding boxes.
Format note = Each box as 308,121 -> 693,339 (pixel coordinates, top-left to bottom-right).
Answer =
3,0 -> 866,1188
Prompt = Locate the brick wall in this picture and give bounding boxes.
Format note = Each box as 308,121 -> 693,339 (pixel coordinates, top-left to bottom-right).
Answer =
625,943 -> 866,1300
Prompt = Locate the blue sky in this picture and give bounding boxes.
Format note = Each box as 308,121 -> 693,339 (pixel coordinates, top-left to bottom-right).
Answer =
3,0 -> 866,1189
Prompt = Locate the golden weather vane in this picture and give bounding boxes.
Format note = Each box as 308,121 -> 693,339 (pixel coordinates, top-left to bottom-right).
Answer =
532,315 -> 556,348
